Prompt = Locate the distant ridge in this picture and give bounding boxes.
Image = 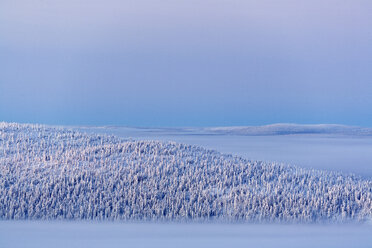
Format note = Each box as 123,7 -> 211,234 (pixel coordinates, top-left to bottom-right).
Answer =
78,123 -> 372,136
203,124 -> 372,136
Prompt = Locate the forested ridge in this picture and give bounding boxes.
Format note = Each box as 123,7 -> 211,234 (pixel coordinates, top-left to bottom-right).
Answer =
0,122 -> 371,222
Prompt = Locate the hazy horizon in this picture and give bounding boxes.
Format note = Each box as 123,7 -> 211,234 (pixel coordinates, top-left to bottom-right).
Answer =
3,121 -> 372,129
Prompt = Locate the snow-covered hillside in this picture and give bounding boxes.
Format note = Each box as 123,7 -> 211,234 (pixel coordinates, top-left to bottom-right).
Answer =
0,122 -> 371,222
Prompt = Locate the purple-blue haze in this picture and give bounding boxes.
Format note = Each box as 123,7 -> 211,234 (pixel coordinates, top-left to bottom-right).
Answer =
1,0 -> 372,127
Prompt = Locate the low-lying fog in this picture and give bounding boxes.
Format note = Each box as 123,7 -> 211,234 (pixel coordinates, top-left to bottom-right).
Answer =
1,222 -> 372,248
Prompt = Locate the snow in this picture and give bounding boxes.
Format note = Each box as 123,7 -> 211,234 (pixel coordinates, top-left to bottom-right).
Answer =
75,125 -> 372,177
1,222 -> 372,248
1,122 -> 372,247
1,122 -> 371,222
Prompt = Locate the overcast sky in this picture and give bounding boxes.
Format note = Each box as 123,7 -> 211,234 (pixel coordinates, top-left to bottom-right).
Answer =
1,0 -> 372,127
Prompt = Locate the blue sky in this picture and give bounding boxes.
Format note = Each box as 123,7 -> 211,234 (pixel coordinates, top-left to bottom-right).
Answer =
1,0 -> 372,127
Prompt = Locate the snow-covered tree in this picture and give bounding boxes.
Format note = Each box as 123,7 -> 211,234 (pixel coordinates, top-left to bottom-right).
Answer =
0,122 -> 371,222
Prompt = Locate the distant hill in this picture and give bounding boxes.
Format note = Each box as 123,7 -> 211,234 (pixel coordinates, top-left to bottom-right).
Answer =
76,123 -> 372,137
204,124 -> 372,136
0,122 -> 371,222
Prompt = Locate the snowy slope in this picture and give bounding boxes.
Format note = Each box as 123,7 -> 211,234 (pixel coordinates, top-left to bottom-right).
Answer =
0,122 -> 371,222
75,125 -> 372,177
